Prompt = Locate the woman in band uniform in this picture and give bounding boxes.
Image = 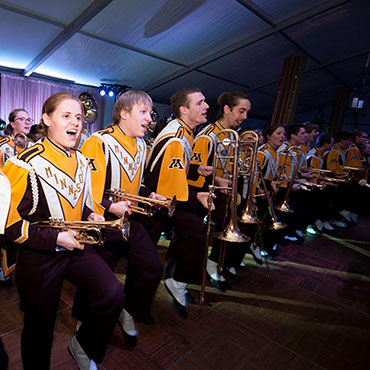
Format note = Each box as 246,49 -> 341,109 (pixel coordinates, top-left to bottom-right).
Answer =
3,93 -> 125,370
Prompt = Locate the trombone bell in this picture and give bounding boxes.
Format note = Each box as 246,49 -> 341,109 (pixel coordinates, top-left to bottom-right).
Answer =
269,221 -> 287,230
274,200 -> 294,213
215,224 -> 250,243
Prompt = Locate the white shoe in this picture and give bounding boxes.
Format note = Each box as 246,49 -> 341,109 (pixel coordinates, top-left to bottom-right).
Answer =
68,336 -> 97,370
164,278 -> 187,306
260,250 -> 269,257
295,230 -> 303,237
349,213 -> 358,223
314,219 -> 323,232
249,243 -> 262,260
305,225 -> 317,236
332,220 -> 347,228
76,321 -> 82,332
272,243 -> 278,251
206,258 -> 222,281
339,210 -> 352,223
284,235 -> 298,242
118,309 -> 138,337
323,222 -> 334,231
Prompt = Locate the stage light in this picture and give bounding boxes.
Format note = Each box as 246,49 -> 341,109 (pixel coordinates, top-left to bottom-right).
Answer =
108,89 -> 115,98
99,87 -> 106,97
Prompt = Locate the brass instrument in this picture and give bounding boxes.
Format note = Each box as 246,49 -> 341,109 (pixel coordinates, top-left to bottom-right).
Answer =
13,132 -> 28,155
105,189 -> 176,217
211,129 -> 250,243
33,212 -> 130,245
300,167 -> 349,185
342,165 -> 364,173
238,130 -> 261,224
200,129 -> 249,304
144,109 -> 159,147
294,178 -> 325,190
274,146 -> 302,213
257,161 -> 287,230
79,92 -> 98,125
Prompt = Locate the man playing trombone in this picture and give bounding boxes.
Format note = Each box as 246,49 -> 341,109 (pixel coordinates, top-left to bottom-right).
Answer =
73,91 -> 164,346
188,91 -> 252,289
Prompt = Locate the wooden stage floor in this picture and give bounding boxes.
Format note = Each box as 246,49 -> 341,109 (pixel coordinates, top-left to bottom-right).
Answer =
1,216 -> 369,369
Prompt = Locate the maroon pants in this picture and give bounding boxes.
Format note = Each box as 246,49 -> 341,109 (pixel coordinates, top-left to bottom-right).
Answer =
73,219 -> 162,319
145,207 -> 207,285
15,245 -> 125,369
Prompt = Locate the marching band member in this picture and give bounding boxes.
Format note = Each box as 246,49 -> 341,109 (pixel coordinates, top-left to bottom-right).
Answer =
73,91 -> 163,346
3,93 -> 125,369
0,109 -> 34,167
345,130 -> 370,217
144,88 -> 212,318
307,133 -> 338,232
276,124 -> 310,242
256,125 -> 286,257
0,169 -> 11,368
303,122 -> 320,151
188,91 -> 251,289
325,131 -> 356,224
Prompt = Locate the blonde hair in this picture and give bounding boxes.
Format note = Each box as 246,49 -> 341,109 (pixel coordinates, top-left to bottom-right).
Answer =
112,91 -> 152,125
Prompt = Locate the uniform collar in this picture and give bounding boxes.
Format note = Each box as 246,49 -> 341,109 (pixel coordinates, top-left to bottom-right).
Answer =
44,137 -> 72,157
177,118 -> 194,136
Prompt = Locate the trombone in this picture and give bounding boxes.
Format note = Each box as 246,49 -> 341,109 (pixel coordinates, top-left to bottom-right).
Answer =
238,130 -> 261,225
200,129 -> 249,304
273,146 -> 302,213
105,189 -> 176,217
211,129 -> 249,243
33,212 -> 130,245
256,161 -> 287,231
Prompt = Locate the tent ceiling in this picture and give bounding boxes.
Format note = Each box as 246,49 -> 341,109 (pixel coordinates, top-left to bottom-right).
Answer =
0,0 -> 369,120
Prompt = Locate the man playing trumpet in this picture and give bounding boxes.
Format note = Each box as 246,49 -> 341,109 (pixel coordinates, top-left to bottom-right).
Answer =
73,91 -> 164,346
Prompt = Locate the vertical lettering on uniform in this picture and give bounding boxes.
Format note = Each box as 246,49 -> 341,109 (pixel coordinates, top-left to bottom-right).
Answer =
45,167 -> 52,178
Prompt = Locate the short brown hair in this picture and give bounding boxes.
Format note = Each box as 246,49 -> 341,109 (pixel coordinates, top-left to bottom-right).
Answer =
304,122 -> 319,133
39,92 -> 84,136
170,88 -> 201,118
112,91 -> 152,125
4,109 -> 28,135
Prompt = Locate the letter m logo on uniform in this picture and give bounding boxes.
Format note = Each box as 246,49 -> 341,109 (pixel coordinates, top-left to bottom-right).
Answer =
87,158 -> 98,171
191,152 -> 202,162
169,158 -> 184,170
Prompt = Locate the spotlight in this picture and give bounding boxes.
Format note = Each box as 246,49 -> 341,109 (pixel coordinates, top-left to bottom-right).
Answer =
108,89 -> 115,98
99,87 -> 106,97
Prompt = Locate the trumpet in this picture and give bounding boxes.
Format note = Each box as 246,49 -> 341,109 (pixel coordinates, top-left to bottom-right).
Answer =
33,212 -> 130,245
105,189 -> 176,217
13,132 -> 28,155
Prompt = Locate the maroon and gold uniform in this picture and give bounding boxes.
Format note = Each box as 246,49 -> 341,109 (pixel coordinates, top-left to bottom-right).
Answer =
77,124 -> 162,320
0,135 -> 34,167
144,118 -> 207,285
188,121 -> 225,188
325,144 -> 346,174
81,125 -> 147,207
145,118 -> 195,202
346,143 -> 368,180
2,137 -> 124,367
257,143 -> 280,182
